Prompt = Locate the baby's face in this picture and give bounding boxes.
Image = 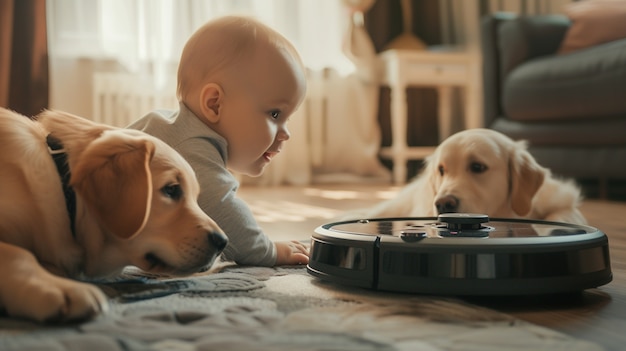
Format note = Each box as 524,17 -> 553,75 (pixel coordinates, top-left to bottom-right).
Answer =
218,46 -> 307,176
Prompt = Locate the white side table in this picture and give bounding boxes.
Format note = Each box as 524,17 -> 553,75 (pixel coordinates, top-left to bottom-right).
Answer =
378,48 -> 481,184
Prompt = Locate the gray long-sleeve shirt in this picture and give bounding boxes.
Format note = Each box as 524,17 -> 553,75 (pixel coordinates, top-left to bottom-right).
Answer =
128,103 -> 277,266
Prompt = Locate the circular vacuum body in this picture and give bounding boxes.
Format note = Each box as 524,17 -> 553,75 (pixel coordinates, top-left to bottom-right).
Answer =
307,214 -> 612,295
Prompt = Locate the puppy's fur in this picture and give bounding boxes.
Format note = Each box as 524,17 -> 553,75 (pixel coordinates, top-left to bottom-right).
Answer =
347,128 -> 586,224
0,108 -> 228,323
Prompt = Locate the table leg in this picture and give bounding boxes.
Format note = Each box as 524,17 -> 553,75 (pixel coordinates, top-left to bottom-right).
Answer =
390,84 -> 408,184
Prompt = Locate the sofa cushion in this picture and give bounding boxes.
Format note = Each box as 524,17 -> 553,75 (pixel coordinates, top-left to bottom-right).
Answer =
491,115 -> 626,146
503,38 -> 626,122
558,0 -> 626,54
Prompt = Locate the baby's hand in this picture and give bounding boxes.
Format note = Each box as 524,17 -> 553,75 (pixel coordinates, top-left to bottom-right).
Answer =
275,241 -> 309,266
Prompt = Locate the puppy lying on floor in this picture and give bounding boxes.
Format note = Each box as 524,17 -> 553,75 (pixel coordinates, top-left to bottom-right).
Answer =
345,128 -> 586,225
0,108 -> 228,323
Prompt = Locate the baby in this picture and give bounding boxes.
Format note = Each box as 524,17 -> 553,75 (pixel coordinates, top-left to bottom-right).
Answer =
129,16 -> 308,266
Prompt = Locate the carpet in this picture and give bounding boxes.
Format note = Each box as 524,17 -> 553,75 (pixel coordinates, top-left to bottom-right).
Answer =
0,265 -> 603,350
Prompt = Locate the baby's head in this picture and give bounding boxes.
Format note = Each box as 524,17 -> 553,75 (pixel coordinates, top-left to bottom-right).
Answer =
177,16 -> 307,176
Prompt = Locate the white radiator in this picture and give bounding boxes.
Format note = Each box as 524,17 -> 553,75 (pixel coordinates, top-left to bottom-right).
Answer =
92,73 -> 178,127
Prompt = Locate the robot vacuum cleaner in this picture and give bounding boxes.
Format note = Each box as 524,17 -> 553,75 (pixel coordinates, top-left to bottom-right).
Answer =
307,213 -> 612,295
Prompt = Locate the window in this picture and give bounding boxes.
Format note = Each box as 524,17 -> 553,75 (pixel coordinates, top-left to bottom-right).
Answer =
47,0 -> 353,75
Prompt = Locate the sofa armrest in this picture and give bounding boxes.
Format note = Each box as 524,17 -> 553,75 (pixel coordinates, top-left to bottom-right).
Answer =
498,14 -> 571,77
481,13 -> 517,127
481,13 -> 571,126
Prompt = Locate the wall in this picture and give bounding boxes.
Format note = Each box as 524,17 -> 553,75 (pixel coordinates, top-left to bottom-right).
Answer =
49,56 -> 124,118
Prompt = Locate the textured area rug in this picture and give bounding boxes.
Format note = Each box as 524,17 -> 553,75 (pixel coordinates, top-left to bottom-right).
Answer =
0,265 -> 603,350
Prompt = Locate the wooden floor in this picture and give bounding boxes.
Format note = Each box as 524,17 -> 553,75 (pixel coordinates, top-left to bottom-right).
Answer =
239,183 -> 626,351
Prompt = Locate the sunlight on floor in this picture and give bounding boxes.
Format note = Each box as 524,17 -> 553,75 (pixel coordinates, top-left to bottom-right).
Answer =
303,187 -> 399,201
239,184 -> 401,224
248,200 -> 340,222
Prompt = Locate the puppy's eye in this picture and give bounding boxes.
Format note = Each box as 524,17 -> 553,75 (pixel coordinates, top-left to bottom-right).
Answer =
438,165 -> 444,176
269,110 -> 281,120
469,162 -> 488,173
161,183 -> 183,200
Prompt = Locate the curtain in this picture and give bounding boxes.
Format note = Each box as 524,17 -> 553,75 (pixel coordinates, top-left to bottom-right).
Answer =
0,0 -> 49,117
47,0 -> 353,89
440,0 -> 574,46
307,16 -> 391,183
477,0 -> 574,15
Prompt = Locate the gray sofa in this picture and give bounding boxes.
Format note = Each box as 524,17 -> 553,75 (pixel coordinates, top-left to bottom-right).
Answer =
480,13 -> 626,192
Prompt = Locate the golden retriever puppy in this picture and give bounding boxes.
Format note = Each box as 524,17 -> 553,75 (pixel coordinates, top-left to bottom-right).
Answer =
346,128 -> 586,224
0,108 -> 228,323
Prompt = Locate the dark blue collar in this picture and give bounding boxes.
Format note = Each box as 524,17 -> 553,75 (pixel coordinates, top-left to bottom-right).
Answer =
46,134 -> 77,238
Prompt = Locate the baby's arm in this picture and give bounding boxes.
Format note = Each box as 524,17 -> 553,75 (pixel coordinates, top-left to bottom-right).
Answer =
275,241 -> 309,266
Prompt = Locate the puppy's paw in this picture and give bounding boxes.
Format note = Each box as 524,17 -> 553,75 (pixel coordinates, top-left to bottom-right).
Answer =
8,274 -> 108,323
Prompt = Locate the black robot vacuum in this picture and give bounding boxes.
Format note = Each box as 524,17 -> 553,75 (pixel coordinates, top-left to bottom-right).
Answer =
307,214 -> 612,295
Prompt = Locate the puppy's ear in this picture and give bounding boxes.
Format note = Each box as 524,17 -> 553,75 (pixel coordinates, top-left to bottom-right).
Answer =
71,131 -> 155,239
417,152 -> 439,216
509,143 -> 545,216
424,153 -> 439,194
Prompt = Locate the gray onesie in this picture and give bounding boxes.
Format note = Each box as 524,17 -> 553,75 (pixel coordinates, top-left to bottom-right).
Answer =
128,103 -> 277,266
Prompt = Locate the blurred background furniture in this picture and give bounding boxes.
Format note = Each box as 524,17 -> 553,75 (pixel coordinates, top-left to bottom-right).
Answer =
378,48 -> 479,184
481,13 -> 626,197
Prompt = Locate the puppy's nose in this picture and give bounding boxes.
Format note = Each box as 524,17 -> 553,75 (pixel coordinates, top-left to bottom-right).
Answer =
435,195 -> 459,214
209,231 -> 229,251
